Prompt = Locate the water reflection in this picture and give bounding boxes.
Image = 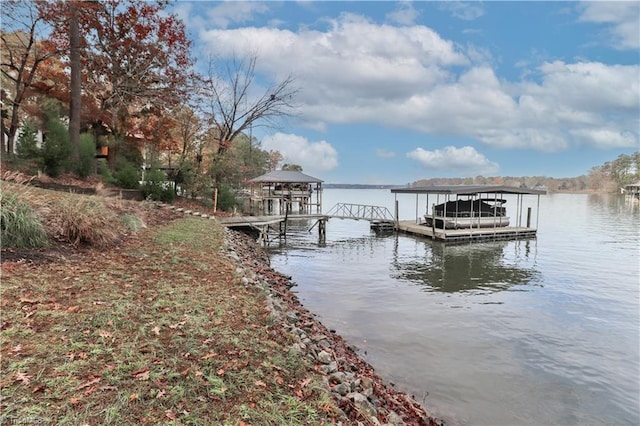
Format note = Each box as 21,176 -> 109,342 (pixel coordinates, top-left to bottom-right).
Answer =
391,238 -> 540,294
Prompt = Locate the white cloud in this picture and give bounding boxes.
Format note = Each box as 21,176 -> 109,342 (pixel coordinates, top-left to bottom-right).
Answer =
375,149 -> 396,158
196,12 -> 638,153
386,1 -> 420,26
578,1 -> 640,50
407,146 -> 499,175
570,128 -> 638,149
261,132 -> 338,172
439,2 -> 485,21
205,1 -> 270,29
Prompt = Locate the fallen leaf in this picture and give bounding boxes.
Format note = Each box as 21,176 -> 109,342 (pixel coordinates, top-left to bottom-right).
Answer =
275,375 -> 284,385
32,385 -> 46,393
254,380 -> 266,388
76,377 -> 101,390
99,385 -> 117,391
70,397 -> 80,405
165,410 -> 176,420
15,372 -> 31,385
129,393 -> 139,402
19,298 -> 39,304
152,326 -> 160,336
97,330 -> 112,339
217,368 -> 225,376
201,352 -> 216,360
299,378 -> 311,388
67,306 -> 79,312
11,344 -> 22,353
132,369 -> 150,381
180,368 -> 189,377
156,389 -> 166,399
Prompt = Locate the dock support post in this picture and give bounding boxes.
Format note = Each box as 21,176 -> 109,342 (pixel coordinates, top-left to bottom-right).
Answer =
395,200 -> 399,226
526,207 -> 532,228
431,203 -> 436,237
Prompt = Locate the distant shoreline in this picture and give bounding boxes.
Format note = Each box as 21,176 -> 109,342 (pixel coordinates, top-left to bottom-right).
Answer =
324,184 -> 616,194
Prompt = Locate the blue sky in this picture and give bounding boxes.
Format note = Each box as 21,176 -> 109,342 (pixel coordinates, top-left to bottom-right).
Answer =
173,1 -> 639,184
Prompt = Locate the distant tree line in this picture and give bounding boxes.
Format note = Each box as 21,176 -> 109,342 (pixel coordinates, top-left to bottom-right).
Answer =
412,152 -> 640,193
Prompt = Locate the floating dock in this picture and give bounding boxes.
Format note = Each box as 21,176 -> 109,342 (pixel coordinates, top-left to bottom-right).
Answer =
391,184 -> 546,244
396,220 -> 537,243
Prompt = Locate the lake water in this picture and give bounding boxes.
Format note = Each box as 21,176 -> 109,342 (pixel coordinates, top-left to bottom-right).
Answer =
267,189 -> 640,426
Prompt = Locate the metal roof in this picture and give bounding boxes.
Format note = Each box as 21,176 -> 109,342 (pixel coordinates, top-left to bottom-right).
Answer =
391,184 -> 547,195
249,170 -> 323,184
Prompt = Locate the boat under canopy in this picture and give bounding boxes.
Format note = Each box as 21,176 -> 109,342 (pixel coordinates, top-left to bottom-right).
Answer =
426,198 -> 509,229
390,185 -> 546,242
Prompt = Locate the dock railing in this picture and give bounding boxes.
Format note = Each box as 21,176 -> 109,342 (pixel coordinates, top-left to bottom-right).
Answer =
325,203 -> 395,222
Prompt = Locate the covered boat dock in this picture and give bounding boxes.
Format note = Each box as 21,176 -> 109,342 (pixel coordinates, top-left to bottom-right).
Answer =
391,185 -> 546,243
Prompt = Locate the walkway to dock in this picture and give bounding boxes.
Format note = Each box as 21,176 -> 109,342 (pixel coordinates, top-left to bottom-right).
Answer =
218,203 -> 396,243
325,203 -> 395,222
397,220 -> 537,243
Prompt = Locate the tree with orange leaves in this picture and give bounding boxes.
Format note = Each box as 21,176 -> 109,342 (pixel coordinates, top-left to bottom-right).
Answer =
41,0 -> 193,168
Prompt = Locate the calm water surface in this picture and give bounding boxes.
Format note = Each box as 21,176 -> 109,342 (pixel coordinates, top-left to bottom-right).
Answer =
267,189 -> 640,426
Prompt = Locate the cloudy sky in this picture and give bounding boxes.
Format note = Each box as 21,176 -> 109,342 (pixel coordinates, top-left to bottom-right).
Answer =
173,1 -> 639,184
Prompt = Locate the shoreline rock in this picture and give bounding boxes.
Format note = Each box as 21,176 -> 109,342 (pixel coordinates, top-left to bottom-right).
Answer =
224,228 -> 443,426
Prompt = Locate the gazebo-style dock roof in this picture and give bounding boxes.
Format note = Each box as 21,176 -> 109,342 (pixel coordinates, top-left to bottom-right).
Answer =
248,170 -> 323,215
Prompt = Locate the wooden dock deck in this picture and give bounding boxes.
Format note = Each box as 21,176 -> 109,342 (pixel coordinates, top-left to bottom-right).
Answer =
218,214 -> 329,227
396,220 -> 537,243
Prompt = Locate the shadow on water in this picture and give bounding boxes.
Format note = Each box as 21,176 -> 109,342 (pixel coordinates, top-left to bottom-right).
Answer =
391,237 -> 541,294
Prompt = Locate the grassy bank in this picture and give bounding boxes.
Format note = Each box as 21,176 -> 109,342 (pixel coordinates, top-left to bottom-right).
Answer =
1,193 -> 339,424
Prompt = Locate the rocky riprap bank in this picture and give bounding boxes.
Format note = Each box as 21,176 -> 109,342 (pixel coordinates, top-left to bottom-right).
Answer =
225,229 -> 442,426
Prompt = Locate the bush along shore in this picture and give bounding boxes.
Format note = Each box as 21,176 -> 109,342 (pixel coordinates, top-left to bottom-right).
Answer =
0,181 -> 440,425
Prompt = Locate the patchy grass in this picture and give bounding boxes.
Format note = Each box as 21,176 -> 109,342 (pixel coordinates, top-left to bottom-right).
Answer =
1,217 -> 340,425
0,180 -> 170,250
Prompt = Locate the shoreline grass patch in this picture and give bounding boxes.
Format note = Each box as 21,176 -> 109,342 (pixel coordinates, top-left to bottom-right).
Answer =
1,216 -> 339,425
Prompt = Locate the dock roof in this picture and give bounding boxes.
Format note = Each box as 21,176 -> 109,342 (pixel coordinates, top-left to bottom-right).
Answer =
391,184 -> 547,195
249,170 -> 323,184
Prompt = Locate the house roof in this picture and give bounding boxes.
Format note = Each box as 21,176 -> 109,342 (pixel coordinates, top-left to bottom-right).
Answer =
625,181 -> 640,188
249,170 -> 323,184
391,184 -> 547,195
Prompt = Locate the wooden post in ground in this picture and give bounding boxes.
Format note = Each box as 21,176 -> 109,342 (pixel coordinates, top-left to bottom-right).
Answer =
213,187 -> 218,213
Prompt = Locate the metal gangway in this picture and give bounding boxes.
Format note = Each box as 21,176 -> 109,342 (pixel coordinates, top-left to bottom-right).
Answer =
325,203 -> 395,225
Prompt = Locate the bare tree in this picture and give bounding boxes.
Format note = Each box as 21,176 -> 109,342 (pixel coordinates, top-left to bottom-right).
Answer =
201,55 -> 298,159
0,1 -> 58,155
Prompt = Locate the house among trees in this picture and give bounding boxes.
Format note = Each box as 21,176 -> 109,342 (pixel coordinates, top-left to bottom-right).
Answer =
248,170 -> 323,215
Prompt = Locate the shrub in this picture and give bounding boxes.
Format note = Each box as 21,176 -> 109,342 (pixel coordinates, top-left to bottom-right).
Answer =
41,115 -> 71,177
49,197 -> 121,247
0,190 -> 47,249
97,159 -> 116,185
114,157 -> 140,189
216,184 -> 238,212
16,119 -> 41,160
76,133 -> 96,178
120,213 -> 145,233
141,167 -> 174,202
